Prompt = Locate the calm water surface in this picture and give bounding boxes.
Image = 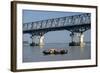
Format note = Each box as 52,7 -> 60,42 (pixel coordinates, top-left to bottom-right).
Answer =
23,43 -> 91,62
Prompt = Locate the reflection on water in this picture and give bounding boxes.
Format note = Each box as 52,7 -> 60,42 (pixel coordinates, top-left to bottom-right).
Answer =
23,43 -> 91,62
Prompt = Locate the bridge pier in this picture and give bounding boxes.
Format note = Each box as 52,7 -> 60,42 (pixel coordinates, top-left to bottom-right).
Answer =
69,32 -> 77,46
39,32 -> 44,46
30,32 -> 45,46
70,32 -> 74,42
79,32 -> 85,47
69,32 -> 85,46
30,34 -> 38,46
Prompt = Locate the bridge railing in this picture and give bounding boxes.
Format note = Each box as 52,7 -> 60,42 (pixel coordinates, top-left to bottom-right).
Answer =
23,13 -> 91,31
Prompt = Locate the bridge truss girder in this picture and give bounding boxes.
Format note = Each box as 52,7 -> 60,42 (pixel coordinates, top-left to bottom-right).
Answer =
23,23 -> 90,36
23,13 -> 91,34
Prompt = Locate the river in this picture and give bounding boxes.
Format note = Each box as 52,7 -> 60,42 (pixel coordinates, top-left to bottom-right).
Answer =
23,43 -> 91,62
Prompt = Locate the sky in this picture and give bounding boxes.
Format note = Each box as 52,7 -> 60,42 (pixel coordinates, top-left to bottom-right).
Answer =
23,10 -> 91,43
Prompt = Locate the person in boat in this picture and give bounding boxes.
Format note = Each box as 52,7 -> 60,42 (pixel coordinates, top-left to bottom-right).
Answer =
49,48 -> 56,54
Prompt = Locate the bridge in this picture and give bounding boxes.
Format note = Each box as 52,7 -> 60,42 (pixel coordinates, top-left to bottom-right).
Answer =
23,13 -> 91,46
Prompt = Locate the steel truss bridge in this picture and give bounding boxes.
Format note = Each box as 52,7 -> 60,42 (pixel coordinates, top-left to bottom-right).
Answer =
23,13 -> 91,46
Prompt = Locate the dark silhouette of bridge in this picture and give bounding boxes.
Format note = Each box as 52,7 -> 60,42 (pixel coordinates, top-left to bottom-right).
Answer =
23,13 -> 91,46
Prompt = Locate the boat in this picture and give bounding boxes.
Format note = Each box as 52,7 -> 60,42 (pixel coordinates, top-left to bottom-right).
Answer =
43,48 -> 68,55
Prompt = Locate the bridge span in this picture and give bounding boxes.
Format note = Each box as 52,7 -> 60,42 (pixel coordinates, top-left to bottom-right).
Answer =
23,13 -> 91,46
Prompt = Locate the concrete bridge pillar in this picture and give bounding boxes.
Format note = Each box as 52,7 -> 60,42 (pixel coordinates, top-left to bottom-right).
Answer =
30,32 -> 45,46
79,32 -> 84,47
70,32 -> 74,42
69,32 -> 75,46
69,32 -> 85,46
39,32 -> 44,46
39,35 -> 44,46
30,34 -> 38,46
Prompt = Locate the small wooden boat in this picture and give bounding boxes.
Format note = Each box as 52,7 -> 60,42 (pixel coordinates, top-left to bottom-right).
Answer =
43,48 -> 68,55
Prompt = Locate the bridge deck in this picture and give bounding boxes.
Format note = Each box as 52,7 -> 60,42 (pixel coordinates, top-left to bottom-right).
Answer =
23,13 -> 91,34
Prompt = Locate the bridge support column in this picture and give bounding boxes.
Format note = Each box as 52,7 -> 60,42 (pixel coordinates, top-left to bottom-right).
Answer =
79,32 -> 84,47
39,35 -> 44,46
69,32 -> 76,46
30,32 -> 45,46
30,34 -> 36,46
39,32 -> 44,46
70,32 -> 74,43
69,32 -> 85,46
30,34 -> 38,46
